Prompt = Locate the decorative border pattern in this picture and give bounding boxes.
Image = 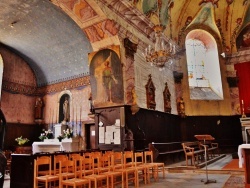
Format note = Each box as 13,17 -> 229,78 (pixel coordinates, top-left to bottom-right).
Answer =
2,76 -> 90,96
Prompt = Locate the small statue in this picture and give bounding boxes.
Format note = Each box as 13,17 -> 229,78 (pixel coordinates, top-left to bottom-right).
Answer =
63,97 -> 70,122
177,97 -> 186,118
35,97 -> 44,119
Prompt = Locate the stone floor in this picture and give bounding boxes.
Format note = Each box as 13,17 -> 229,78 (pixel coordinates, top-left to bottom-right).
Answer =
3,154 -> 244,188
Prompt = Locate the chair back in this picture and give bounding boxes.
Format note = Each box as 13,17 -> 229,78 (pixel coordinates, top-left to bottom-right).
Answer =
123,151 -> 134,167
69,153 -> 81,160
144,151 -> 154,163
134,152 -> 144,166
82,157 -> 94,175
54,154 -> 68,174
34,156 -> 52,177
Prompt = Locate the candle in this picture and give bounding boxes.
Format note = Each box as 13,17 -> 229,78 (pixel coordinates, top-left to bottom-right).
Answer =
55,107 -> 57,124
75,105 -> 77,136
242,100 -> 244,105
52,109 -> 54,125
80,106 -> 82,122
76,105 -> 77,123
49,108 -> 51,124
72,105 -> 74,123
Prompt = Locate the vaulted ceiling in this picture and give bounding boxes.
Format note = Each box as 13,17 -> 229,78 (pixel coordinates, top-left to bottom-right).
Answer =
0,0 -> 249,87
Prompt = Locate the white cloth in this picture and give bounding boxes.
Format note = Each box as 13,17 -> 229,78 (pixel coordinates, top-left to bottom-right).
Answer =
238,144 -> 250,168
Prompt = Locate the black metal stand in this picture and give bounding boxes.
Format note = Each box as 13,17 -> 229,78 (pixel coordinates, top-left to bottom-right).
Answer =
201,138 -> 216,184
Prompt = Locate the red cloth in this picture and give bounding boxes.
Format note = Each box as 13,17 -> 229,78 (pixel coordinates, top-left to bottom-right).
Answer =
235,62 -> 250,114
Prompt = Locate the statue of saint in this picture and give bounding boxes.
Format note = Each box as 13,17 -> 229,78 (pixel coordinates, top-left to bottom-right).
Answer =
63,97 -> 70,122
177,97 -> 186,118
35,97 -> 44,119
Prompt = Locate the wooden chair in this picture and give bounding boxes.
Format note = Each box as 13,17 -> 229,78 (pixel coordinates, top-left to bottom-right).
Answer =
60,159 -> 90,188
34,156 -> 59,188
144,151 -> 165,180
79,157 -> 95,177
134,152 -> 148,185
69,153 -> 81,160
84,156 -> 109,188
117,151 -> 137,188
99,154 -> 111,173
56,159 -> 75,182
83,152 -> 92,158
101,154 -> 124,188
112,152 -> 123,170
123,151 -> 134,167
54,154 -> 68,175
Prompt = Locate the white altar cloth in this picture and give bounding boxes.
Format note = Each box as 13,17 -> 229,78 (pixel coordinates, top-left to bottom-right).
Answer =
238,144 -> 250,168
32,138 -> 79,154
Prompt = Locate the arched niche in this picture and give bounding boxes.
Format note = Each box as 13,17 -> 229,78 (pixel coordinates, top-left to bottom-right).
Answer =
57,90 -> 72,123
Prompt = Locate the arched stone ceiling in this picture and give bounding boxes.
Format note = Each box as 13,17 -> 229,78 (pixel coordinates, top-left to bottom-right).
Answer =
0,0 -> 249,87
0,0 -> 92,87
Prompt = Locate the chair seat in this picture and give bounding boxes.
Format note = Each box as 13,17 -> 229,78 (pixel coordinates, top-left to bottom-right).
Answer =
36,174 -> 59,181
56,172 -> 75,179
85,174 -> 108,179
62,178 -> 90,185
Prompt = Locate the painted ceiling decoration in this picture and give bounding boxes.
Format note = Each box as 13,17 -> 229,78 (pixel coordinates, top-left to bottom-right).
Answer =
0,0 -> 249,89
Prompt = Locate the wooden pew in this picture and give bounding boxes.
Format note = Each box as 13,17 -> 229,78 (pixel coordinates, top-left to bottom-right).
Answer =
182,141 -> 204,166
182,141 -> 219,166
148,142 -> 184,163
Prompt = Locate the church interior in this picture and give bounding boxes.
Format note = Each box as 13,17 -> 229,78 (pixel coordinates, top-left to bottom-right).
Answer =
1,0 -> 250,187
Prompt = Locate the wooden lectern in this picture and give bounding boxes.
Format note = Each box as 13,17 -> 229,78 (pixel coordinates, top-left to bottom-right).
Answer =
194,134 -> 216,184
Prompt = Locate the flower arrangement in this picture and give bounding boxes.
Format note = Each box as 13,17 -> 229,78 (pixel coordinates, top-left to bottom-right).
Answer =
63,128 -> 73,139
57,134 -> 64,141
15,136 -> 29,146
39,129 -> 54,141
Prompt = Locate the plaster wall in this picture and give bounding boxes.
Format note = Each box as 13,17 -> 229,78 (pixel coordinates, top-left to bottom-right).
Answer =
0,45 -> 37,124
43,85 -> 93,125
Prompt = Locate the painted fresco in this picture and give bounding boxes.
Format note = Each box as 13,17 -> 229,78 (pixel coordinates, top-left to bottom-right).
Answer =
89,47 -> 124,107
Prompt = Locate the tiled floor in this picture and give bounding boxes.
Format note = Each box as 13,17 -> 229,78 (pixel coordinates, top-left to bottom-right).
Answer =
3,154 -> 243,188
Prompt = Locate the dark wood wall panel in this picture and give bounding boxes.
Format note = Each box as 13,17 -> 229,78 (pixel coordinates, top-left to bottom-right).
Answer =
125,106 -> 242,152
4,123 -> 44,151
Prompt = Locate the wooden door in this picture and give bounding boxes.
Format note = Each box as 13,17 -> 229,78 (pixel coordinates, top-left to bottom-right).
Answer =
85,123 -> 96,150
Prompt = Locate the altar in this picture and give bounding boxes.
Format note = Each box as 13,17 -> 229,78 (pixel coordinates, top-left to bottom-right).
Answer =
238,144 -> 250,187
240,117 -> 250,143
32,138 -> 80,154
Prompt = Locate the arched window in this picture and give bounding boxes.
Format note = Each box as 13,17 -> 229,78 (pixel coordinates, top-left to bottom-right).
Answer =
185,29 -> 223,100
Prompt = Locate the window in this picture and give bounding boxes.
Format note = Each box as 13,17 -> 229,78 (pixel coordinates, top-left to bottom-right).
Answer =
185,29 -> 223,100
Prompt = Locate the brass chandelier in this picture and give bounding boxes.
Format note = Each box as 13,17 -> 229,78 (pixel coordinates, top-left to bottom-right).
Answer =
144,1 -> 176,71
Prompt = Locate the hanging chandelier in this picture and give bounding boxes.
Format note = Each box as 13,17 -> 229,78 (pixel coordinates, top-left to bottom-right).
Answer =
144,25 -> 176,70
143,1 -> 176,71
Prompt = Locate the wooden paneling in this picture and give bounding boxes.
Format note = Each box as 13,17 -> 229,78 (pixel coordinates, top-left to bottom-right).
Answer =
124,106 -> 242,153
4,123 -> 44,151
